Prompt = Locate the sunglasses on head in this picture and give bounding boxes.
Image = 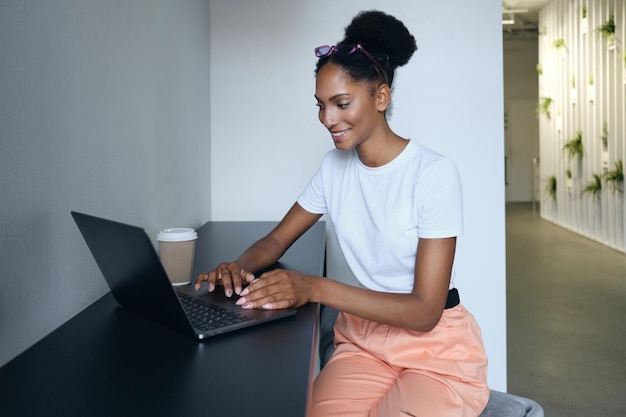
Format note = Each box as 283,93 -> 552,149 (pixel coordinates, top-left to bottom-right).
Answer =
314,43 -> 389,85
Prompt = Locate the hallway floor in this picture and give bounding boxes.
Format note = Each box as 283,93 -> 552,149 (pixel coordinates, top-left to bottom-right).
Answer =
506,203 -> 626,416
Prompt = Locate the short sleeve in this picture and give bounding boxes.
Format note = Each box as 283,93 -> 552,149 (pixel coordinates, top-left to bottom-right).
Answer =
415,158 -> 464,238
297,157 -> 329,215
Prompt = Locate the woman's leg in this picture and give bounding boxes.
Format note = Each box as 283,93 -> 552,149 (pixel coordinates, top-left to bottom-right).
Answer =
311,307 -> 489,417
369,305 -> 489,417
371,370 -> 487,417
310,349 -> 397,417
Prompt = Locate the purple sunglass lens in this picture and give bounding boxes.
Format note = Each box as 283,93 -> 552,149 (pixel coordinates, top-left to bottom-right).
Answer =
315,45 -> 333,57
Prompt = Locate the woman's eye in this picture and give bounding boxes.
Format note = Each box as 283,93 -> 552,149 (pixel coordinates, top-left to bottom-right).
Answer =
337,102 -> 350,109
315,103 -> 324,110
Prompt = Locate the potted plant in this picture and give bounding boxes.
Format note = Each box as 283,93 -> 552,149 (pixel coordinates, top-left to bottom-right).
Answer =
596,15 -> 616,46
537,97 -> 552,118
601,122 -> 609,167
553,38 -> 567,57
600,121 -> 608,150
545,175 -> 557,201
582,173 -> 603,200
566,168 -> 573,193
553,38 -> 566,49
605,160 -> 624,193
563,130 -> 584,161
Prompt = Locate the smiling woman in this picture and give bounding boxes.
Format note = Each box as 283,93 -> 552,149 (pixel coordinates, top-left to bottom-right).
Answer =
197,9 -> 490,417
313,11 -> 415,163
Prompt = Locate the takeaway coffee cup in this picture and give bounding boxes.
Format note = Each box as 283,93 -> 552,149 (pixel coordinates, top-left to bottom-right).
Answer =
157,227 -> 198,286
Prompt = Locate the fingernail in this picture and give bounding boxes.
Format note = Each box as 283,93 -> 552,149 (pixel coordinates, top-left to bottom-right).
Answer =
208,283 -> 215,292
236,297 -> 246,306
195,283 -> 200,291
225,289 -> 233,298
242,303 -> 253,309
262,303 -> 273,310
235,286 -> 242,295
240,288 -> 249,296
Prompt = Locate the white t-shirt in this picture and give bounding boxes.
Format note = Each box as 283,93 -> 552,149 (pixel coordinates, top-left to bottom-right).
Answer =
297,140 -> 463,293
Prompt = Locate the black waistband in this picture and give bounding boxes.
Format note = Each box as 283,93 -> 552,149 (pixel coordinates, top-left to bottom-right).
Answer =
445,288 -> 460,309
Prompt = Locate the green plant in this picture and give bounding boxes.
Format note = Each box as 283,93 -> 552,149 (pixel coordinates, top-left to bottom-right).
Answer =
563,130 -> 584,161
600,121 -> 608,149
566,168 -> 572,179
604,160 -> 624,192
536,63 -> 543,75
596,15 -> 616,40
582,5 -> 587,19
582,173 -> 603,200
589,75 -> 594,85
553,38 -> 566,49
537,97 -> 552,118
545,175 -> 557,201
571,73 -> 576,88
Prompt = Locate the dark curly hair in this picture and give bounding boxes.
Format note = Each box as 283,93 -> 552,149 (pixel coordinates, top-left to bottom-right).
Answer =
315,10 -> 417,89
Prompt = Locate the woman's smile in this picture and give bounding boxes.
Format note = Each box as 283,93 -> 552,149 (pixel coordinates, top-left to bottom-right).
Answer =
331,128 -> 351,141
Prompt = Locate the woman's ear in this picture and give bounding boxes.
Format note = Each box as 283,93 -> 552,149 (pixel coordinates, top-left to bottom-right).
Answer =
376,84 -> 392,112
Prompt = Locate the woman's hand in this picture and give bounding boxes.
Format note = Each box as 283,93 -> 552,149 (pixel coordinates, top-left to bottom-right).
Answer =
195,262 -> 255,297
235,269 -> 316,310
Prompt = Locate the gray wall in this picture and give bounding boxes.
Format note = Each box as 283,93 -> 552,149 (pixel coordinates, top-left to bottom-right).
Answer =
209,0 -> 507,390
504,37 -> 541,202
0,0 -> 212,366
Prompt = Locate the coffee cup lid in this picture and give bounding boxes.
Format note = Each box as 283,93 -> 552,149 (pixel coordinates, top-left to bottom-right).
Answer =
156,228 -> 198,242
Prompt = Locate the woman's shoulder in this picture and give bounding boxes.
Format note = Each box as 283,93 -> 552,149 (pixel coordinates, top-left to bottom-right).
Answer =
406,140 -> 454,166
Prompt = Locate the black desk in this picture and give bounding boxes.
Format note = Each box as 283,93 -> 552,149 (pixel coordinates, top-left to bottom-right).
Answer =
0,221 -> 326,417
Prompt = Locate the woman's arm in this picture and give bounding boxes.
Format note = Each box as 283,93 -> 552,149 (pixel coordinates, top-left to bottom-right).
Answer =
194,203 -> 322,297
237,236 -> 456,332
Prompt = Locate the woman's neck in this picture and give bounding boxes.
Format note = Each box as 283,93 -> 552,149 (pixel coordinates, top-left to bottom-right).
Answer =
356,127 -> 409,168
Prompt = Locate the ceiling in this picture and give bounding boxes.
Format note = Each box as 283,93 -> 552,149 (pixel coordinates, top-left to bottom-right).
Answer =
502,0 -> 554,37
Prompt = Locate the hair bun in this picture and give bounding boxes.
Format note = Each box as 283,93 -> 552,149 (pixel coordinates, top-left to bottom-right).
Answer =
343,10 -> 417,69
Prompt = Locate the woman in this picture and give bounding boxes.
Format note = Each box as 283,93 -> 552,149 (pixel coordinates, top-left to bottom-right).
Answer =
196,10 -> 489,417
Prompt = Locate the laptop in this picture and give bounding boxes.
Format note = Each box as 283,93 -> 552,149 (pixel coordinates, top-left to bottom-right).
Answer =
71,211 -> 296,340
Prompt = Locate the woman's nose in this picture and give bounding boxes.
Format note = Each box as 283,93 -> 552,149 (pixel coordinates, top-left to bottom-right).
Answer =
319,108 -> 336,129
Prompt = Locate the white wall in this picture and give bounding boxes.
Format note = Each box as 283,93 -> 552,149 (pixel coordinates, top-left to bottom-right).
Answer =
539,0 -> 625,252
210,0 -> 507,390
0,0 -> 212,366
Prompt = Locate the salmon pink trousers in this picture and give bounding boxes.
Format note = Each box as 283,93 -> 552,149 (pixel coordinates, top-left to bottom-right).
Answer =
310,305 -> 490,417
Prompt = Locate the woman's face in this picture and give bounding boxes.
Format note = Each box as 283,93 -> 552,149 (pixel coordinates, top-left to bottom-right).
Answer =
315,64 -> 385,151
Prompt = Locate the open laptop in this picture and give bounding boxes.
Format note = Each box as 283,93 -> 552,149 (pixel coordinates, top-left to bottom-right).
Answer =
71,211 -> 296,340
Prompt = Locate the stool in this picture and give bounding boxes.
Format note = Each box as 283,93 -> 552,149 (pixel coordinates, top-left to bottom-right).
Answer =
480,390 -> 544,417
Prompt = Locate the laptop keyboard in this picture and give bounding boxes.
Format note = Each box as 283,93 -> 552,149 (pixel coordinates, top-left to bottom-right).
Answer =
177,291 -> 252,332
